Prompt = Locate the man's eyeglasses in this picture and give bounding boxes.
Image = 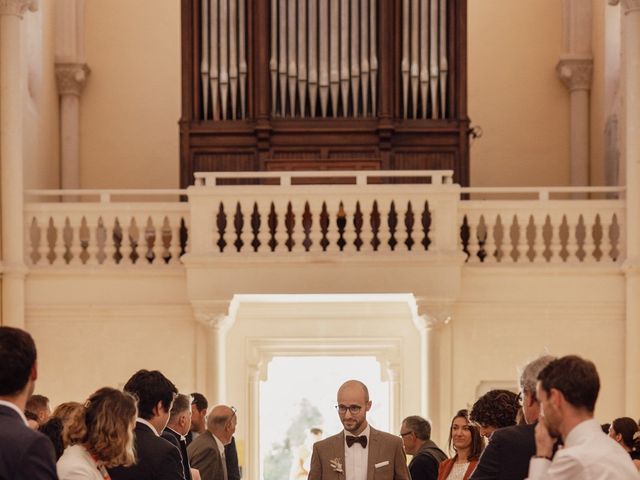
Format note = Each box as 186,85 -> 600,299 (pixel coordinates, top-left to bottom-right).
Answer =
335,404 -> 362,415
399,431 -> 413,437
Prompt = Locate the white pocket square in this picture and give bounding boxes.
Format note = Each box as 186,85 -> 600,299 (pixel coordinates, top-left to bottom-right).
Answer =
374,461 -> 390,469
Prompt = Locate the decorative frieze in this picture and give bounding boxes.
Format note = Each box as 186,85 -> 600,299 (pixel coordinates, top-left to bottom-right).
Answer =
55,63 -> 90,96
0,0 -> 37,17
556,56 -> 594,91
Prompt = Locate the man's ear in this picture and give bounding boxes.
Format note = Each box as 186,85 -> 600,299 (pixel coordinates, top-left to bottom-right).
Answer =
365,400 -> 372,412
153,400 -> 164,417
30,361 -> 38,382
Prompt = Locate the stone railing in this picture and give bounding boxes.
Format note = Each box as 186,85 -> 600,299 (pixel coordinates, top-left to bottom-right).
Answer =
24,173 -> 625,267
25,190 -> 188,266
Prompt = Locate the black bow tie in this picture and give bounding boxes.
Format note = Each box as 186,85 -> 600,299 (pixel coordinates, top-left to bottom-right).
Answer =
346,435 -> 368,448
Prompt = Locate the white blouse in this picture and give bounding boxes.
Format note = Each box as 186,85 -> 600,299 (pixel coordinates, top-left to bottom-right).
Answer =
57,445 -> 104,480
446,461 -> 470,480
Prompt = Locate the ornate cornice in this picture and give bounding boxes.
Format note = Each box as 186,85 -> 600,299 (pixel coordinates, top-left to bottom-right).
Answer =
55,63 -> 90,96
556,56 -> 593,92
622,0 -> 640,13
414,300 -> 454,331
0,0 -> 37,17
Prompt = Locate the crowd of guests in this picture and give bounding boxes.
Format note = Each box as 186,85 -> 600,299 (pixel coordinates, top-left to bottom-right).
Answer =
1,325 -> 640,480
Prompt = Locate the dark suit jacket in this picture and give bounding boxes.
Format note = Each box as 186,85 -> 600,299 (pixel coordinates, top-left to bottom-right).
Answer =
225,436 -> 240,480
469,423 -> 536,480
108,421 -> 185,480
187,431 -> 226,480
308,427 -> 410,480
0,404 -> 57,480
409,440 -> 448,480
163,427 -> 193,480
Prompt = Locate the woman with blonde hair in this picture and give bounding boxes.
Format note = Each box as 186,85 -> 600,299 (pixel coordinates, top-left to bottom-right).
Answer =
57,387 -> 137,479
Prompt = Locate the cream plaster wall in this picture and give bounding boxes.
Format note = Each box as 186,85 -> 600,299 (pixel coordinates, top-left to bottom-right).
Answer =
468,0 -> 570,187
80,0 -> 181,189
23,0 -> 60,189
24,266 -> 629,453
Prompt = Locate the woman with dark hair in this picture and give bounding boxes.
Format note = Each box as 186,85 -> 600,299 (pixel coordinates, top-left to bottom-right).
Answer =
609,417 -> 640,471
437,409 -> 484,480
57,387 -> 137,479
469,389 -> 519,439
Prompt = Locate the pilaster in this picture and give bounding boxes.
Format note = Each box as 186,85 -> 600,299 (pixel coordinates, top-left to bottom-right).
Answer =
0,0 -> 38,327
192,301 -> 235,404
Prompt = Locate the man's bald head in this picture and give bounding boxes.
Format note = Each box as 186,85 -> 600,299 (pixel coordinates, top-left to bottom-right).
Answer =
207,404 -> 237,445
337,380 -> 369,402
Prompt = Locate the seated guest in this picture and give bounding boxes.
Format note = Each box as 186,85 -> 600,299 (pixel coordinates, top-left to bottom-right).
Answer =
0,326 -> 57,479
528,355 -> 638,479
469,389 -> 519,439
608,417 -> 640,470
188,405 -> 237,480
470,355 -> 554,480
26,409 -> 41,429
27,394 -> 52,426
400,415 -> 447,480
52,402 -> 84,450
57,387 -> 137,479
108,369 -> 185,480
39,417 -> 65,460
162,393 -> 194,480
438,409 -> 484,480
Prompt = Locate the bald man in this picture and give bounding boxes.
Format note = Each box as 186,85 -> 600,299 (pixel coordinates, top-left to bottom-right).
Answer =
187,405 -> 237,480
308,380 -> 410,480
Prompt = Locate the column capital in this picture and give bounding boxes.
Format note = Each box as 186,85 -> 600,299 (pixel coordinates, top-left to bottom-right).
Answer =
414,299 -> 454,330
55,63 -> 90,96
0,0 -> 37,17
556,56 -> 593,92
622,0 -> 640,13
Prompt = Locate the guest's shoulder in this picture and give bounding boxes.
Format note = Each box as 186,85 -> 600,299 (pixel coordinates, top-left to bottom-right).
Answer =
314,432 -> 343,449
57,446 -> 96,476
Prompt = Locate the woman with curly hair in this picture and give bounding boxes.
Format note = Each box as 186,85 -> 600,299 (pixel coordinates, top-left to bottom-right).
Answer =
57,387 -> 137,479
609,417 -> 640,471
469,389 -> 519,439
438,409 -> 484,480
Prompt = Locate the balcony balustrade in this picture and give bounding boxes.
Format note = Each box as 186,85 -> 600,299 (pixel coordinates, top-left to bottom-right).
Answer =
24,172 -> 625,267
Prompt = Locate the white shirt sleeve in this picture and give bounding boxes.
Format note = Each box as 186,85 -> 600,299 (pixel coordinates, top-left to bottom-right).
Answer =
527,454 -> 583,480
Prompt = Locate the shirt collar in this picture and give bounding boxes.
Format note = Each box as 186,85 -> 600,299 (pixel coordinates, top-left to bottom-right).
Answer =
345,424 -> 371,439
564,418 -> 599,447
0,400 -> 29,426
213,432 -> 226,455
166,426 -> 186,442
137,418 -> 160,436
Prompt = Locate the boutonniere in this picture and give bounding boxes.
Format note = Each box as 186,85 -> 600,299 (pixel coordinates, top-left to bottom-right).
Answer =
330,457 -> 343,474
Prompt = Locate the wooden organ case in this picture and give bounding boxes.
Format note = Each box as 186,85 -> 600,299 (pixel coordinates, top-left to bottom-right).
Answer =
180,0 -> 469,187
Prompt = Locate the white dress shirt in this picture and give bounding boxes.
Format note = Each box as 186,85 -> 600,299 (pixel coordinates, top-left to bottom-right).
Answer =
527,418 -> 639,479
344,424 -> 370,480
57,444 -> 104,480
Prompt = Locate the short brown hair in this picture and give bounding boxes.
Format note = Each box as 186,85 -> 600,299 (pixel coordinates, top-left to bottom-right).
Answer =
65,387 -> 138,468
470,389 -> 519,429
537,355 -> 599,413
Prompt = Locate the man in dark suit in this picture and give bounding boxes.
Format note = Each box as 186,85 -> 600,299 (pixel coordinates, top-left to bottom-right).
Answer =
400,416 -> 447,480
469,355 -> 555,480
108,369 -> 185,480
0,326 -> 57,480
163,393 -> 194,480
187,405 -> 237,480
308,380 -> 410,480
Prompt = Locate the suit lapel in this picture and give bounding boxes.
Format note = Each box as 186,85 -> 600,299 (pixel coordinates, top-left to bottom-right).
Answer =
366,427 -> 379,480
334,432 -> 346,479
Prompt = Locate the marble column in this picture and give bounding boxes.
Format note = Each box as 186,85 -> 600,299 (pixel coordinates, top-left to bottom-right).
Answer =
193,303 -> 235,404
557,0 -> 593,194
55,63 -> 89,194
0,0 -> 38,328
621,0 -> 640,416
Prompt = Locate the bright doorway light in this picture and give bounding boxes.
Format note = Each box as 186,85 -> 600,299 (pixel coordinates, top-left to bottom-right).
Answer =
260,356 -> 389,480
